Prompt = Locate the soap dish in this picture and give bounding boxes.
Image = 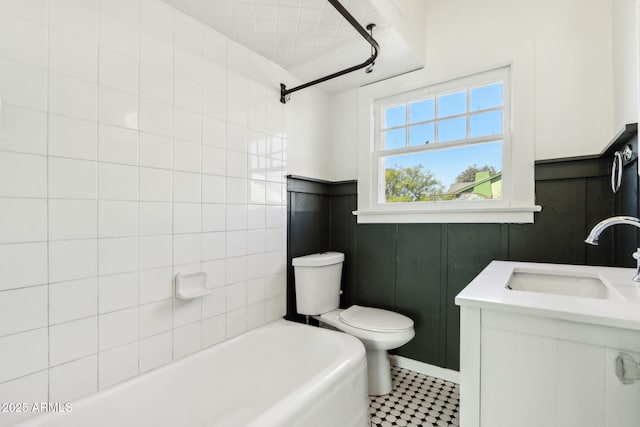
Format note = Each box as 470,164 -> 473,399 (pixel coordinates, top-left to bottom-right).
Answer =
175,271 -> 209,300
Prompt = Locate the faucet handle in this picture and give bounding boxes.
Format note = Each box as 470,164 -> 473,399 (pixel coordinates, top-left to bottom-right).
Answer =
633,250 -> 640,282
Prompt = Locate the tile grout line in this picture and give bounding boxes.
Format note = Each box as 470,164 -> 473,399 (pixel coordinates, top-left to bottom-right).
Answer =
95,0 -> 103,394
45,0 -> 51,405
170,5 -> 176,364
136,0 -> 142,380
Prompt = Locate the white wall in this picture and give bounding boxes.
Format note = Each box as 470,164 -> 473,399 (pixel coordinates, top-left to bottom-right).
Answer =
285,85 -> 333,181
328,0 -> 625,181
0,1 -> 289,424
369,0 -> 426,65
612,0 -> 639,131
329,89 -> 359,182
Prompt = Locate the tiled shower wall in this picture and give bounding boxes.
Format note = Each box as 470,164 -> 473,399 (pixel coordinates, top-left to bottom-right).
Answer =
0,0 -> 287,423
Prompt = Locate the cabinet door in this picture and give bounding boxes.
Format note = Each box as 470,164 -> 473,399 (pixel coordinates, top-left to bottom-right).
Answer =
557,341 -> 605,427
480,327 -> 558,427
481,326 -> 640,427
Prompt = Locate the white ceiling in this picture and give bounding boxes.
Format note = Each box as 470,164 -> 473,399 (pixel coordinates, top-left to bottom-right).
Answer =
162,0 -> 425,93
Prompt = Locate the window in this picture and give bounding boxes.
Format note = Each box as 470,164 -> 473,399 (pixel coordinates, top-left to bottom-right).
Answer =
379,78 -> 505,203
356,62 -> 539,223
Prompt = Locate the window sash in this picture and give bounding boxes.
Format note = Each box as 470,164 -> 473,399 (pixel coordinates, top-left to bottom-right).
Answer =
377,140 -> 505,204
378,87 -> 504,152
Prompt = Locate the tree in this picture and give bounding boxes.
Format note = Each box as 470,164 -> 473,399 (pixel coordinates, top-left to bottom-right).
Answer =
454,164 -> 498,183
385,164 -> 444,202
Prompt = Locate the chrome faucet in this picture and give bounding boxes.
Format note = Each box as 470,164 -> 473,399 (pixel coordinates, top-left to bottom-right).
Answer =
584,216 -> 640,282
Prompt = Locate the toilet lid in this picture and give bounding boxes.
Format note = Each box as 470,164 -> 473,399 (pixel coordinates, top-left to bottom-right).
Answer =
339,305 -> 414,332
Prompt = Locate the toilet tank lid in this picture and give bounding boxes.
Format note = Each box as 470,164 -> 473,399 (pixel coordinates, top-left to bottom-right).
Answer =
292,252 -> 345,267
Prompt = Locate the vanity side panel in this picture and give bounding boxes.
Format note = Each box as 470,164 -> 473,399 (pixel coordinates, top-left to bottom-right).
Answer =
459,307 -> 481,427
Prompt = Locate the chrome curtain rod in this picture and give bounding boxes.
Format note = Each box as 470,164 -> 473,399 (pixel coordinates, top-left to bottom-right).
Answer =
279,0 -> 380,104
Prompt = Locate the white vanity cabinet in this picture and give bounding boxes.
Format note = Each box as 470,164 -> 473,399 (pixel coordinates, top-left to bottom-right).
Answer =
460,307 -> 640,427
456,261 -> 640,427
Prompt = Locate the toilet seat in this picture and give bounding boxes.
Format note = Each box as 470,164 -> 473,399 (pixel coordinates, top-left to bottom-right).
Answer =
339,305 -> 413,332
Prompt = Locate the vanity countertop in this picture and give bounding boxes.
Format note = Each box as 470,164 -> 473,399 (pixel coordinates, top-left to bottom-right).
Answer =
455,261 -> 640,330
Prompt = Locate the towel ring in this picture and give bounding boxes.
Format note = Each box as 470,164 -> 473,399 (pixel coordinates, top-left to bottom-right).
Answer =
611,146 -> 633,193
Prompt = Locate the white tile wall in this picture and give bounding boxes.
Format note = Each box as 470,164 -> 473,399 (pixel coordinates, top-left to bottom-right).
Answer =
49,355 -> 98,402
0,105 -> 47,155
0,57 -> 47,111
49,239 -> 98,283
173,322 -> 202,359
98,124 -> 139,166
49,278 -> 98,324
0,329 -> 48,383
0,152 -> 47,198
49,31 -> 98,82
172,113 -> 201,143
48,199 -> 97,240
0,1 -> 287,424
98,342 -> 139,388
98,272 -> 138,313
49,317 -> 98,366
0,371 -> 48,427
139,331 -> 172,372
48,115 -> 98,160
0,285 -> 48,336
0,198 -> 47,244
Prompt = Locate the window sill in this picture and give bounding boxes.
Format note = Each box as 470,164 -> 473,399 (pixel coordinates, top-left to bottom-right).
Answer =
353,205 -> 542,224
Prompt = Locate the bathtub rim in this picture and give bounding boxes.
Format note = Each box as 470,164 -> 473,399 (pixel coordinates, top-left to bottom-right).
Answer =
12,319 -> 368,427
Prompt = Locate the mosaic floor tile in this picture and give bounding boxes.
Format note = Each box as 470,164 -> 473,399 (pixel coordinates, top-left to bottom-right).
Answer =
369,366 -> 460,427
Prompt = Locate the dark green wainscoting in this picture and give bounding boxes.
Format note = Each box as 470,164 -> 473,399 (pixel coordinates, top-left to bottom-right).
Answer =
287,127 -> 638,371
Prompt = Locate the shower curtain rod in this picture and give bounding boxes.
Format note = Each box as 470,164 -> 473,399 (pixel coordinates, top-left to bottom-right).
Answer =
279,0 -> 380,104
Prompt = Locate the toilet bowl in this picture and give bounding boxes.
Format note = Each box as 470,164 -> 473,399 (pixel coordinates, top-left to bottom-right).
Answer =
316,305 -> 414,395
292,252 -> 415,395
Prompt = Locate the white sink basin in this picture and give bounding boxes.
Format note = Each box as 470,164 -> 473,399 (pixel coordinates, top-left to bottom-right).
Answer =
456,261 -> 640,332
506,268 -> 626,300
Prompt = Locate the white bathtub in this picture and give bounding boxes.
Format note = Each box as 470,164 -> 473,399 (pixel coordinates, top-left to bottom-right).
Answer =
14,320 -> 369,427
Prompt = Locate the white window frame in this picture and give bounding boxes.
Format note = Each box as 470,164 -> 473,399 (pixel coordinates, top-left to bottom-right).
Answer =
375,68 -> 508,205
355,45 -> 540,223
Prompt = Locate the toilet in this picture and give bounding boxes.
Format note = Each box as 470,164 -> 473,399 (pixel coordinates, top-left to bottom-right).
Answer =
292,251 -> 415,395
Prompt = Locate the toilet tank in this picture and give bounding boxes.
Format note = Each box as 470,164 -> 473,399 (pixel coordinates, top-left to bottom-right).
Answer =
292,252 -> 344,315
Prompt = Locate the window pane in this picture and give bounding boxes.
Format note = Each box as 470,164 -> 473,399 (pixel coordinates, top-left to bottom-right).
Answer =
438,116 -> 466,142
383,128 -> 406,149
384,104 -> 406,128
383,141 -> 502,202
409,123 -> 435,146
409,98 -> 434,123
470,83 -> 503,111
470,110 -> 502,137
438,90 -> 466,117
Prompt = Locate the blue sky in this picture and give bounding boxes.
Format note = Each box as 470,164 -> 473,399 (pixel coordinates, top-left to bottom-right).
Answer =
383,82 -> 503,189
